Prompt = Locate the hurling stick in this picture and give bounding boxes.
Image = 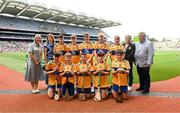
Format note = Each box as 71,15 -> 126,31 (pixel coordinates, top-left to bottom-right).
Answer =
94,72 -> 101,102
54,78 -> 59,101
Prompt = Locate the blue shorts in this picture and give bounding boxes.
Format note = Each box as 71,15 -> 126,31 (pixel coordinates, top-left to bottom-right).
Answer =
48,84 -> 61,89
77,88 -> 91,94
62,83 -> 74,96
112,84 -> 127,93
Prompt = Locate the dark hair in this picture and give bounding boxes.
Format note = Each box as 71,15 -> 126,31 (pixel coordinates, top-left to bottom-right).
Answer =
46,34 -> 55,44
54,54 -> 60,58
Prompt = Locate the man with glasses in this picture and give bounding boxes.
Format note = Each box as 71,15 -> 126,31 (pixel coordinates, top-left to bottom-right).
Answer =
134,32 -> 154,94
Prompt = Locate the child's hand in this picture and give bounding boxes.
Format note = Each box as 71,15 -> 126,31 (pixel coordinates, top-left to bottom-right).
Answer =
99,70 -> 104,75
65,70 -> 71,74
118,68 -> 125,73
55,66 -> 59,71
35,61 -> 40,65
81,70 -> 87,74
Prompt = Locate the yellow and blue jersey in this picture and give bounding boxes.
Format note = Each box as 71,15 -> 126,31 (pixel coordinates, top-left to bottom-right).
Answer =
79,42 -> 94,63
92,62 -> 110,88
109,44 -> 125,60
76,63 -> 92,88
53,44 -> 67,63
60,63 -> 76,85
112,60 -> 130,86
93,42 -> 109,55
67,44 -> 80,64
45,60 -> 61,85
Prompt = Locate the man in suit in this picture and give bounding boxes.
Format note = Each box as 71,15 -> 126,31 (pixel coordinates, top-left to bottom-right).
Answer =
123,35 -> 135,91
134,32 -> 154,94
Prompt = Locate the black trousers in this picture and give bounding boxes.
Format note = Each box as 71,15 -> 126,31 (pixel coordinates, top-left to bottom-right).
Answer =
128,60 -> 134,86
137,65 -> 151,91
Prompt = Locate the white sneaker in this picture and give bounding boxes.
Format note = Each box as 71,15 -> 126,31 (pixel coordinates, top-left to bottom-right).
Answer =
36,89 -> 40,93
32,89 -> 36,94
128,86 -> 133,91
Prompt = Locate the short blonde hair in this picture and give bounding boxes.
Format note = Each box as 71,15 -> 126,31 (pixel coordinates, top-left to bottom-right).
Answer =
114,35 -> 120,39
71,34 -> 77,39
98,32 -> 105,37
84,32 -> 90,37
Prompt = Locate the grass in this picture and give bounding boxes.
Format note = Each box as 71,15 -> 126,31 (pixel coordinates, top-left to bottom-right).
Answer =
0,52 -> 27,73
0,51 -> 180,83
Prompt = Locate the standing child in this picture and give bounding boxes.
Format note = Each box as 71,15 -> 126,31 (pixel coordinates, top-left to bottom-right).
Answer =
67,34 -> 80,95
112,50 -> 130,103
60,52 -> 76,100
53,34 -> 67,63
79,32 -> 94,64
93,32 -> 109,61
67,34 -> 80,64
76,53 -> 92,101
109,35 -> 124,61
45,54 -> 62,99
92,50 -> 110,102
79,32 -> 95,93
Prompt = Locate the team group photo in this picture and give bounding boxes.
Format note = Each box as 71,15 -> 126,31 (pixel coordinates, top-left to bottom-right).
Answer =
0,0 -> 180,112
25,32 -> 153,103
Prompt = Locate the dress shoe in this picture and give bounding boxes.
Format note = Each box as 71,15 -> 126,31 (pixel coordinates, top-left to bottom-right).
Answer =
142,90 -> 149,94
136,87 -> 143,91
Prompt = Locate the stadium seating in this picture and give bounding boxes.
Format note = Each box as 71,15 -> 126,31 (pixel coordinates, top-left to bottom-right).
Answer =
0,16 -> 104,37
0,41 -> 31,52
0,15 -> 109,52
153,40 -> 180,51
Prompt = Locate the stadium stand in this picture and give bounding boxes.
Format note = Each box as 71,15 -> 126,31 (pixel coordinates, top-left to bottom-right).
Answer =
0,0 -> 121,52
153,40 -> 180,51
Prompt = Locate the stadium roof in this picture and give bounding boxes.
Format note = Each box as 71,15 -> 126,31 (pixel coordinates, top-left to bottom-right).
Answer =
0,0 -> 121,28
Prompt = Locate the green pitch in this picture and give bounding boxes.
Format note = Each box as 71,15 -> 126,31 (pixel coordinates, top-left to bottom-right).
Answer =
0,51 -> 180,83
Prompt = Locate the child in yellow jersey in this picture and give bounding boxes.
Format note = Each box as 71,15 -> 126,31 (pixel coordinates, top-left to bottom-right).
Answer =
109,35 -> 125,61
53,34 -> 67,63
93,32 -> 109,61
76,53 -> 92,101
92,50 -> 110,100
60,52 -> 76,100
112,50 -> 130,102
79,32 -> 94,64
67,34 -> 80,64
45,54 -> 62,99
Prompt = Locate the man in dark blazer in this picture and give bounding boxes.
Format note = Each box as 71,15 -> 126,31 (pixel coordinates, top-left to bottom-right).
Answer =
123,35 -> 135,91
